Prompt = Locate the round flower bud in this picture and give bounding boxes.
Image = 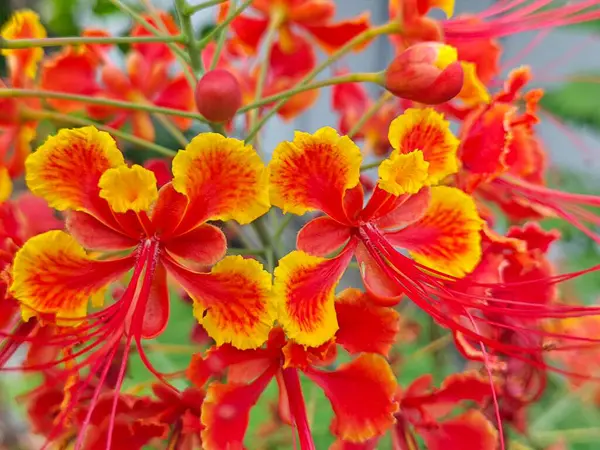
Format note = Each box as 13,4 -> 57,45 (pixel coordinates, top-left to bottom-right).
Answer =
195,69 -> 242,123
384,42 -> 464,105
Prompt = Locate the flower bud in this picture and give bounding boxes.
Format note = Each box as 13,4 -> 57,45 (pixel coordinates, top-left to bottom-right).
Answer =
384,42 -> 464,105
195,69 -> 242,123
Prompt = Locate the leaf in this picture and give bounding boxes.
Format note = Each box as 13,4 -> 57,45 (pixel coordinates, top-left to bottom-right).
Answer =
541,74 -> 600,132
47,0 -> 80,36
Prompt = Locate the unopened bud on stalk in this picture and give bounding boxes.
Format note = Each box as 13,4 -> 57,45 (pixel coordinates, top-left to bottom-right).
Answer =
384,42 -> 464,105
195,69 -> 242,123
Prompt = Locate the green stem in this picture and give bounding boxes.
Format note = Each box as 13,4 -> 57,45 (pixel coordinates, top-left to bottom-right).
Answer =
210,0 -> 237,70
198,0 -> 254,48
154,113 -> 189,147
25,109 -> 175,157
0,88 -> 207,122
186,0 -> 228,15
273,214 -> 293,248
239,72 -> 384,114
252,216 -> 280,269
360,159 -> 384,171
175,0 -> 204,76
348,91 -> 393,139
244,21 -> 401,144
227,247 -> 266,256
0,35 -> 184,49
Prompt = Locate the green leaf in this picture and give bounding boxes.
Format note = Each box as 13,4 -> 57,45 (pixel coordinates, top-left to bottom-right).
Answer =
541,74 -> 600,132
47,0 -> 80,36
93,0 -> 120,16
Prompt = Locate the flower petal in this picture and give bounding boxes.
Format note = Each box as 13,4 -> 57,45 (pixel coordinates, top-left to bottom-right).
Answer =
130,11 -> 180,63
139,262 -> 170,339
269,127 -> 362,223
305,354 -> 398,442
154,75 -> 195,130
230,15 -> 269,54
420,411 -> 498,450
66,211 -> 138,251
201,365 -> 275,450
10,230 -> 134,324
377,150 -> 429,196
274,244 -> 355,347
296,216 -> 352,257
282,339 -> 337,370
457,62 -> 490,106
355,243 -> 403,306
151,182 -> 189,237
162,255 -> 275,350
303,13 -> 371,54
388,108 -> 459,185
0,166 -> 12,202
164,224 -> 227,266
26,126 -> 125,212
172,133 -> 270,229
385,186 -> 483,278
98,164 -> 158,214
0,10 -> 47,81
335,288 -> 400,356
373,187 -> 431,231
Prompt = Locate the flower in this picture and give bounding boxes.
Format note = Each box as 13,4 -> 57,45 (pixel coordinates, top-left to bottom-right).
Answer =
9,125 -> 273,445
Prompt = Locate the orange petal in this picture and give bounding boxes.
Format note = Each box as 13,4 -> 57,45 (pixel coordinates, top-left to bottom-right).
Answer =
387,108 -> 459,186
10,230 -> 134,324
98,165 -> 158,214
201,365 -> 275,450
373,187 -> 431,231
335,288 -> 400,356
420,411 -> 498,450
355,243 -> 403,306
457,61 -> 491,106
66,211 -> 138,251
172,133 -> 270,230
288,0 -> 335,24
273,245 -> 355,347
269,127 -> 362,223
305,354 -> 398,442
164,224 -> 227,266
25,126 -> 125,212
303,13 -> 371,54
163,255 -> 275,350
0,10 -> 47,81
296,216 -> 352,257
130,11 -> 180,63
385,186 -> 483,277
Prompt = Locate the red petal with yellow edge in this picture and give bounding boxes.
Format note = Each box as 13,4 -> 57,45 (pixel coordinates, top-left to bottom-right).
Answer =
457,61 -> 490,106
355,243 -> 403,306
335,288 -> 400,356
162,255 -> 275,350
201,364 -> 276,450
172,133 -> 270,230
151,182 -> 188,238
417,0 -> 455,17
288,0 -> 335,24
274,244 -> 355,347
164,224 -> 226,266
385,186 -> 483,278
373,187 -> 431,231
297,216 -> 352,257
130,12 -> 180,63
40,48 -> 99,113
388,108 -> 459,186
282,339 -> 337,370
269,127 -> 362,223
66,211 -> 138,251
419,411 -> 498,450
10,230 -> 134,324
154,75 -> 195,130
230,15 -> 269,55
25,126 -> 125,213
302,13 -> 371,54
305,354 -> 398,442
0,10 -> 47,82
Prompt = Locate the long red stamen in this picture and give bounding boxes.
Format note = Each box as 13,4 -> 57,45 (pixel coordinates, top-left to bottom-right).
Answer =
282,368 -> 316,450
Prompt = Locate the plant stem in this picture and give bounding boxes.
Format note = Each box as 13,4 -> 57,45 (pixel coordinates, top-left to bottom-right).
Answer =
282,368 -> 316,450
25,109 -> 175,157
273,214 -> 293,249
175,0 -> 204,76
239,72 -> 384,114
348,91 -> 393,138
186,0 -> 227,15
244,21 -> 401,144
210,0 -> 237,70
198,0 -> 254,48
154,113 -> 189,147
0,88 -> 207,122
360,159 -> 384,171
228,247 -> 266,256
0,34 -> 184,49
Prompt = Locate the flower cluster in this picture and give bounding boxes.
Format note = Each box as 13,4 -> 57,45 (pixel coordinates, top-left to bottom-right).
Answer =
1,1 -> 600,449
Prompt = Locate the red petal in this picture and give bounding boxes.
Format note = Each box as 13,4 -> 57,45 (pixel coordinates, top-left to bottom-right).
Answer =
143,158 -> 172,189
154,75 -> 195,130
288,0 -> 335,24
373,187 -> 431,231
140,262 -> 170,339
151,182 -> 189,238
130,11 -> 180,64
164,224 -> 226,266
230,15 -> 269,54
296,216 -> 351,257
355,243 -> 403,306
420,411 -> 498,450
335,288 -> 400,356
506,222 -> 560,253
303,14 -> 371,53
305,354 -> 398,442
201,365 -> 276,450
282,339 -> 337,370
14,193 -> 62,239
269,38 -> 316,79
66,211 -> 138,251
